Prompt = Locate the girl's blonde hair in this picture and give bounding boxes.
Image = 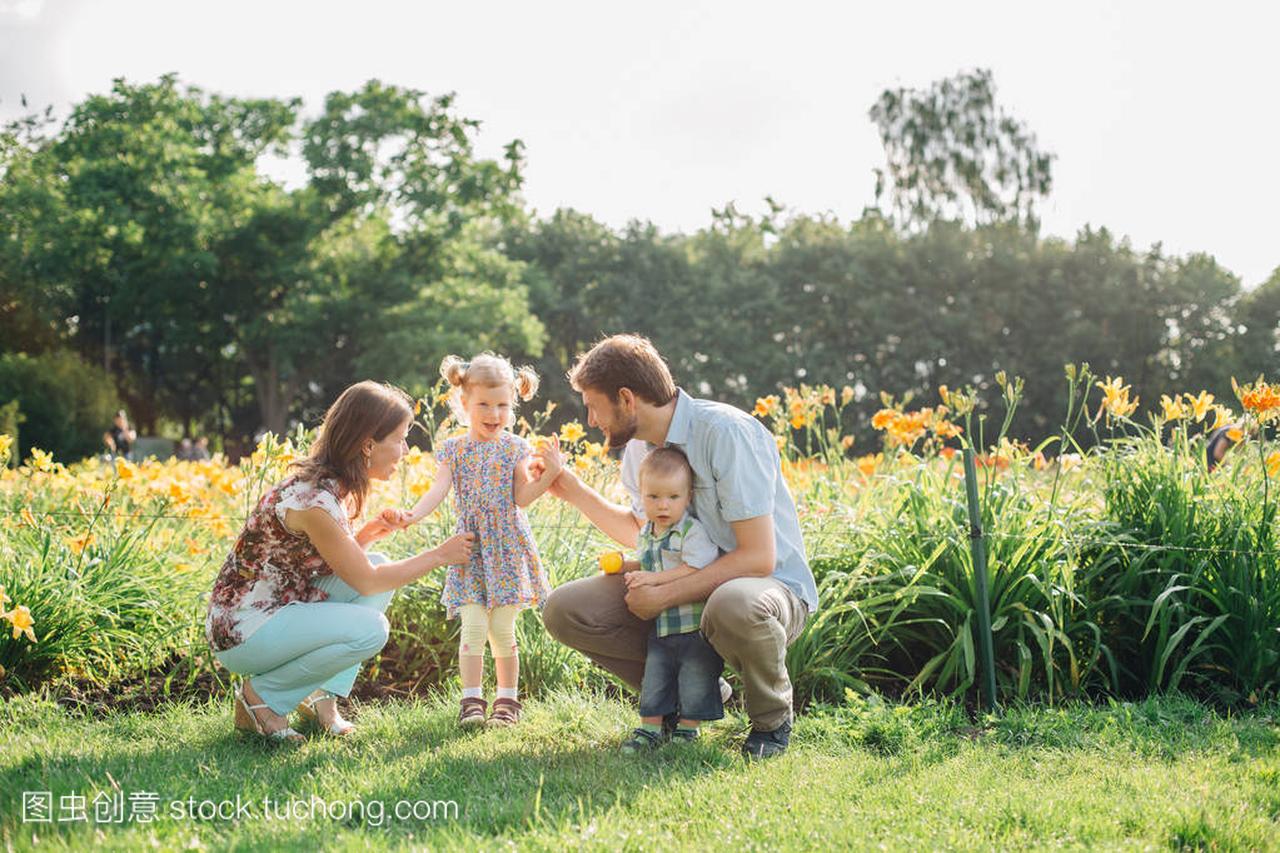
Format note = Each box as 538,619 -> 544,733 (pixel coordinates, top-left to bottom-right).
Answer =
439,352 -> 539,425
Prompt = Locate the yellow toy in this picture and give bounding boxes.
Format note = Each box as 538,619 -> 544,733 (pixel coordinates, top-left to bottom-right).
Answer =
598,551 -> 625,575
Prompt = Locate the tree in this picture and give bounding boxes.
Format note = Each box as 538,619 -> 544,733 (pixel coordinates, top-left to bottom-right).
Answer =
218,80 -> 537,433
1232,268 -> 1280,381
3,76 -> 540,443
869,69 -> 1055,230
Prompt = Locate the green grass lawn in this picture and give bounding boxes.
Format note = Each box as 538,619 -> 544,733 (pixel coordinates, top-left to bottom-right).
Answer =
2,691 -> 1278,851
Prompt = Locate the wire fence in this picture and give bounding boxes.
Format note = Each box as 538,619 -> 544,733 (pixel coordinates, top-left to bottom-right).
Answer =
3,503 -> 1273,560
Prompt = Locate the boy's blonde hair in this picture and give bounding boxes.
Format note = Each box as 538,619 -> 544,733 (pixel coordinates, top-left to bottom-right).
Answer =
439,352 -> 539,426
638,446 -> 694,490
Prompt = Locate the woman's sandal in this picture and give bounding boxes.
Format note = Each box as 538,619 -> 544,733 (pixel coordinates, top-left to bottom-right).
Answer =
234,684 -> 304,743
297,690 -> 356,737
487,697 -> 522,727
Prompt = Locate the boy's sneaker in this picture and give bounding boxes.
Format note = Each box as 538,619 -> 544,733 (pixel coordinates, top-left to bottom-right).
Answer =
741,718 -> 791,760
669,727 -> 700,744
620,727 -> 666,754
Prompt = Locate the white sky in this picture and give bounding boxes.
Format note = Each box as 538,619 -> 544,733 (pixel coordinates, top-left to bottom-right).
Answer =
3,0 -> 1277,287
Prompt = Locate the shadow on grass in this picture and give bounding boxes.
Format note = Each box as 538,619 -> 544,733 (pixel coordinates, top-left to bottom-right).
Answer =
0,695 -> 737,842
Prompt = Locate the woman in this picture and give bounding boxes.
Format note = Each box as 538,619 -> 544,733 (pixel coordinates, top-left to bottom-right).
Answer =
205,381 -> 473,741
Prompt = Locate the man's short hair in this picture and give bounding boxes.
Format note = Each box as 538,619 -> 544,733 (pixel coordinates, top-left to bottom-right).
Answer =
567,334 -> 676,405
639,446 -> 693,488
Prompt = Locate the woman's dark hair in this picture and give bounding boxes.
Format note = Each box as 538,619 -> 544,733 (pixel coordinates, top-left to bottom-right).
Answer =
292,381 -> 413,518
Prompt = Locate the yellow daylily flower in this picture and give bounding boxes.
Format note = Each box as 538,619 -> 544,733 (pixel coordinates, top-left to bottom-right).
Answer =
1160,395 -> 1187,421
0,434 -> 11,461
559,421 -> 586,444
67,532 -> 95,554
753,396 -> 779,418
1266,451 -> 1280,479
8,605 -> 36,642
28,448 -> 54,472
1210,405 -> 1235,431
1184,391 -> 1214,422
856,453 -> 882,478
1236,377 -> 1280,420
1096,376 -> 1139,419
871,409 -> 897,430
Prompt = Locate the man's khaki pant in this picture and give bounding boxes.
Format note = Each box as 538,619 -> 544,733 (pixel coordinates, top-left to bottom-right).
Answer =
543,573 -> 809,730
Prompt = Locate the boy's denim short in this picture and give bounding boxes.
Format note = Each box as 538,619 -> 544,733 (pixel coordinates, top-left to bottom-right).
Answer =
638,628 -> 725,721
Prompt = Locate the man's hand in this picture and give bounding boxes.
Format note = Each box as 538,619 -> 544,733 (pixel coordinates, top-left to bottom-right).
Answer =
544,467 -> 575,500
624,582 -> 669,620
623,570 -> 657,589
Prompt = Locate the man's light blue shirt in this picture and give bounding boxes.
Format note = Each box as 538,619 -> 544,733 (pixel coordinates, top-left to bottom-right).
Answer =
620,388 -> 818,613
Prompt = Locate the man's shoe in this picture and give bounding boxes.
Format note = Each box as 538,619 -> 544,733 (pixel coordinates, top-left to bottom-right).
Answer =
742,718 -> 791,760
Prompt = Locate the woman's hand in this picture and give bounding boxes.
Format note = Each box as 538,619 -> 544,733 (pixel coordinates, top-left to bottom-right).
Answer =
355,512 -> 398,547
431,532 -> 475,568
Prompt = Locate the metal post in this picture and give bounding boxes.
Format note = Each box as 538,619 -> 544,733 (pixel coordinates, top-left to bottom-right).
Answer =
962,446 -> 999,710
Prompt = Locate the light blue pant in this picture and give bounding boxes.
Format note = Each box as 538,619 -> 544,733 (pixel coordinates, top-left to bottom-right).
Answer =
214,553 -> 394,715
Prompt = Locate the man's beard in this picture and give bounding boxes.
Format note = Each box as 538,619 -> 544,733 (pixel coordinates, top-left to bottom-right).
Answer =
604,411 -> 638,452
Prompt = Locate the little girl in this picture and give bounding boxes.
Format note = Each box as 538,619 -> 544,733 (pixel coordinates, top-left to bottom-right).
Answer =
388,353 -> 561,728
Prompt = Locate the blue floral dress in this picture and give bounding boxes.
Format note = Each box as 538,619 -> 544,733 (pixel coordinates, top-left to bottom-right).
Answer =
435,431 -> 549,618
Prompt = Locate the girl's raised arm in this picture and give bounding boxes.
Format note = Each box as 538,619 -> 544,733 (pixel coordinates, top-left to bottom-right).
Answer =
407,460 -> 453,523
514,440 -> 562,508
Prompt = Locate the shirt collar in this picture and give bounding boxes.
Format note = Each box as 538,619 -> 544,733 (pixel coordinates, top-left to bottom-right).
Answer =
654,388 -> 692,449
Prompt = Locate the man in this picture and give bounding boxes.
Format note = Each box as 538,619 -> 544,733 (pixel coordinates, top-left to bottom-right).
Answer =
103,410 -> 136,460
541,334 -> 817,759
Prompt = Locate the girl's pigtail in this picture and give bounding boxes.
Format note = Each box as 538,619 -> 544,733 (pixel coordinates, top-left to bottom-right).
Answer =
440,355 -> 468,388
515,366 -> 540,401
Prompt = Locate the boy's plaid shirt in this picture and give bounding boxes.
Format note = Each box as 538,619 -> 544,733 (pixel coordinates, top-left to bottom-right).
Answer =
635,514 -> 719,637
